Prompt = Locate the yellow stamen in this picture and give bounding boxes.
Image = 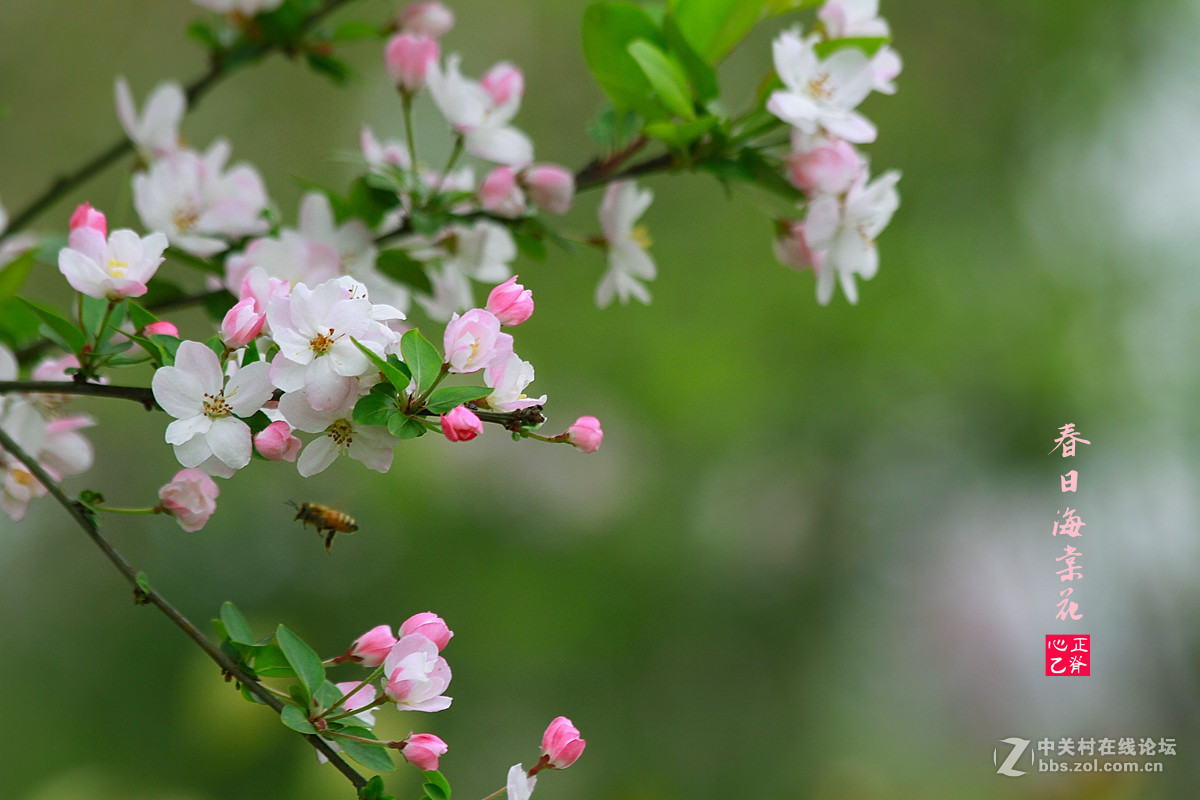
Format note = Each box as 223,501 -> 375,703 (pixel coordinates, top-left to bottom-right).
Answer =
629,225 -> 653,250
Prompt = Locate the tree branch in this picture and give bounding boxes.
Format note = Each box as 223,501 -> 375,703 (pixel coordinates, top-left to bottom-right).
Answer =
0,425 -> 368,792
0,381 -> 158,410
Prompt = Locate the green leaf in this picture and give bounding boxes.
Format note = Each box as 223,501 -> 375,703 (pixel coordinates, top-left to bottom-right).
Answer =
219,601 -> 255,645
0,298 -> 40,349
582,3 -> 670,120
331,21 -> 381,41
359,776 -> 386,800
765,0 -> 823,13
644,115 -> 718,149
375,249 -> 434,295
313,680 -> 344,711
306,52 -> 354,84
275,624 -> 325,696
388,414 -> 426,440
19,298 -> 85,355
668,0 -> 764,63
352,338 -> 412,392
353,391 -> 399,427
126,301 -> 158,332
422,386 -> 489,416
423,784 -> 448,800
423,771 -> 451,799
280,705 -> 318,734
399,329 -> 443,396
343,176 -> 400,228
186,20 -> 221,50
586,106 -> 643,150
0,248 -> 36,301
661,13 -> 719,101
814,36 -> 890,59
135,572 -> 152,595
627,39 -> 696,120
249,643 -> 297,678
336,726 -> 396,772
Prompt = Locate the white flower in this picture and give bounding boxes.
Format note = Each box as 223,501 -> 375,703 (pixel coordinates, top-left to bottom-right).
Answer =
484,352 -> 544,412
0,401 -> 48,521
427,55 -> 534,166
115,77 -> 185,160
766,29 -> 876,143
57,227 -> 167,300
277,390 -> 396,477
596,181 -> 656,307
506,765 -> 537,800
803,169 -> 900,305
151,341 -> 275,478
818,0 -> 890,39
133,140 -> 270,257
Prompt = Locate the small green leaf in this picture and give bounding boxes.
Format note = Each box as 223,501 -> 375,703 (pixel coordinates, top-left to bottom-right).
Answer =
0,249 -> 36,300
359,776 -> 386,800
352,338 -> 412,392
586,106 -> 643,150
423,784 -> 448,800
336,726 -> 396,772
766,0 -> 824,13
644,115 -> 718,149
275,624 -> 325,696
135,572 -> 152,595
423,386 -> 489,415
219,601 -> 255,645
343,176 -> 400,228
280,705 -> 318,734
249,643 -> 297,678
305,52 -> 354,85
353,391 -> 399,427
627,39 -> 696,120
582,3 -> 670,119
186,21 -> 221,50
388,415 -> 426,440
375,249 -> 434,295
423,771 -> 451,799
399,329 -> 443,396
668,0 -> 764,63
814,36 -> 890,59
19,298 -> 85,355
126,301 -> 158,332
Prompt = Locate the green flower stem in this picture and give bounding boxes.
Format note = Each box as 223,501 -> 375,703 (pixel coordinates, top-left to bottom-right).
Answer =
430,136 -> 465,198
322,695 -> 389,724
479,788 -> 507,800
96,505 -> 160,516
320,665 -> 385,719
401,91 -> 419,176
412,363 -> 451,409
324,730 -> 396,747
0,425 -> 368,791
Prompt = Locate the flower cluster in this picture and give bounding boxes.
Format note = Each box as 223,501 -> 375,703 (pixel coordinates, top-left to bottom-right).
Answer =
768,0 -> 901,305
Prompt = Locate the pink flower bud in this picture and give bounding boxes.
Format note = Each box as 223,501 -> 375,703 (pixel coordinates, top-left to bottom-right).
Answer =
398,733 -> 448,771
69,202 -> 107,237
541,716 -> 586,770
479,167 -> 526,218
158,468 -> 219,532
522,165 -> 575,215
385,33 -> 440,93
784,138 -> 863,196
349,624 -> 398,667
399,612 -> 453,651
397,1 -> 454,37
481,62 -> 524,108
254,420 -> 302,462
486,276 -> 534,326
441,406 -> 482,442
565,416 -> 603,454
220,297 -> 266,349
773,220 -> 822,271
143,320 -> 179,337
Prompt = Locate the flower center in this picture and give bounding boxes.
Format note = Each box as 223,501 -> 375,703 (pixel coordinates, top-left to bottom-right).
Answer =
202,390 -> 233,419
629,225 -> 652,250
172,206 -> 198,233
807,73 -> 832,101
309,328 -> 341,355
12,467 -> 35,488
327,419 -> 354,449
106,258 -> 130,278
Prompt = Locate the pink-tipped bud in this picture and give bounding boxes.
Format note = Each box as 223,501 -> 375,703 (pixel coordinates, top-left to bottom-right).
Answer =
481,62 -> 523,108
522,165 -> 574,215
220,297 -> 266,349
486,276 -> 534,326
399,612 -> 453,651
69,202 -> 107,237
479,167 -> 526,218
349,625 -> 399,667
541,716 -> 586,770
158,468 -> 219,532
143,320 -> 179,337
398,733 -> 448,771
254,420 -> 302,463
784,139 -> 863,196
397,1 -> 454,37
773,220 -> 822,271
441,406 -> 483,442
385,33 -> 440,93
565,416 -> 603,454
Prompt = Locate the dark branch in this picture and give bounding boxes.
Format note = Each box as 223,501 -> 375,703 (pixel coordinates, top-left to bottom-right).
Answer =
0,381 -> 158,410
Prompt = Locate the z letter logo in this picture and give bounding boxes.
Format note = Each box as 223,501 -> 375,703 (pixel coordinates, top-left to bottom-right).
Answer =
994,738 -> 1031,777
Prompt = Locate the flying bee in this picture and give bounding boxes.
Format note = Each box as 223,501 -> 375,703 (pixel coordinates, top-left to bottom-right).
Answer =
287,501 -> 358,553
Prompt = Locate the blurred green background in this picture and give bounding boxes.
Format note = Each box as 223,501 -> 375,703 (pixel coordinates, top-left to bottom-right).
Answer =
2,0 -> 1198,798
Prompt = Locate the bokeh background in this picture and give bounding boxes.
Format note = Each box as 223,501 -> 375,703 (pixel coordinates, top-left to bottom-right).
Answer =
1,0 -> 1198,798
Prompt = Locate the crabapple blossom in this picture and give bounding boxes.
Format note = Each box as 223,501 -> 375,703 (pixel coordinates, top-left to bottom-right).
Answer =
348,624 -> 398,667
267,276 -> 403,413
773,219 -> 821,272
479,167 -> 526,218
565,417 -> 603,454
818,0 -> 890,39
486,276 -> 534,326
399,612 -> 453,651
143,320 -> 179,337
386,33 -> 439,93
57,224 -> 167,300
481,62 -> 524,109
0,197 -> 35,269
444,308 -> 512,374
596,180 -> 656,307
398,734 -> 448,771
507,764 -> 537,800
766,29 -> 876,143
416,263 -> 474,322
398,1 -> 454,37
441,405 -> 482,442
40,415 -> 96,479
114,77 -> 184,160
69,202 -> 107,236
522,165 -> 574,215
360,125 -> 412,174
157,468 -> 219,532
0,401 -> 47,521
541,716 -> 586,769
277,390 -> 396,476
133,140 -> 270,257
383,634 -> 452,712
870,46 -> 902,94
151,340 -> 275,478
220,297 -> 265,349
483,352 -> 544,412
785,133 -> 864,196
254,420 -> 302,462
427,55 -> 534,166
